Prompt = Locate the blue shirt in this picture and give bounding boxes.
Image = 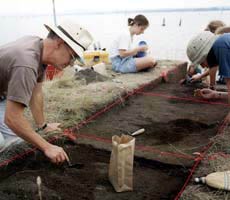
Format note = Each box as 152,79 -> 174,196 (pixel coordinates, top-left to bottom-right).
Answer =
212,33 -> 230,78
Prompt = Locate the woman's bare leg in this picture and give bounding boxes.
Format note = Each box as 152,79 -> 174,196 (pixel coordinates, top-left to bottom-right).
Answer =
134,56 -> 157,71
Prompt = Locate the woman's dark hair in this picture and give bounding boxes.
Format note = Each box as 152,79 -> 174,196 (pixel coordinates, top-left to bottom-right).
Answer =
128,14 -> 149,27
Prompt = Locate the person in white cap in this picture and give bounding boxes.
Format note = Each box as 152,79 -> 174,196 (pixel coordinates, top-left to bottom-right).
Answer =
181,20 -> 226,86
0,20 -> 93,163
187,31 -> 230,120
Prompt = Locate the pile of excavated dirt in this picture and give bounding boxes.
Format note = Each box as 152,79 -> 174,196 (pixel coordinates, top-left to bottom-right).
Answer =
75,68 -> 109,84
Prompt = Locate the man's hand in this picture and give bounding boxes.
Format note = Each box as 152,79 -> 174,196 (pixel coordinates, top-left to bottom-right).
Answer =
44,123 -> 61,133
200,88 -> 217,99
44,144 -> 69,164
191,74 -> 202,82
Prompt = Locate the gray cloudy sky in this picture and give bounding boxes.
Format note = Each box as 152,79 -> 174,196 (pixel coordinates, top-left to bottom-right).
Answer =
1,0 -> 230,15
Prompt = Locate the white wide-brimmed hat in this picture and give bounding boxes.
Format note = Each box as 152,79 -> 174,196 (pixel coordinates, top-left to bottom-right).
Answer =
44,20 -> 93,62
186,31 -> 218,65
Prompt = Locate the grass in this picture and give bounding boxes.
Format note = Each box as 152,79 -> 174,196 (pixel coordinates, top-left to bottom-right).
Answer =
42,61 -> 175,128
1,61 -> 177,161
180,127 -> 230,200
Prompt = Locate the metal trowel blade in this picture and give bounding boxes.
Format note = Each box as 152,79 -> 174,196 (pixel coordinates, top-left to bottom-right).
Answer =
67,160 -> 84,169
68,163 -> 84,169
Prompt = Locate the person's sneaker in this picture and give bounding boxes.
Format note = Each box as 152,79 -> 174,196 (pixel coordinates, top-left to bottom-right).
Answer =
217,76 -> 226,85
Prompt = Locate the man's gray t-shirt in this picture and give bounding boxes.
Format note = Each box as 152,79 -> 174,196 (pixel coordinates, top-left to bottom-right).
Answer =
0,36 -> 45,107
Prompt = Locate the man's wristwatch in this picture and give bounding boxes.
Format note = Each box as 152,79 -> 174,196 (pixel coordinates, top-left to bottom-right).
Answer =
35,123 -> 48,132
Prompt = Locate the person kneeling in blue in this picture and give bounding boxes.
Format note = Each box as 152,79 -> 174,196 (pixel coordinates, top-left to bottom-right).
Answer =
109,14 -> 157,73
186,31 -> 230,121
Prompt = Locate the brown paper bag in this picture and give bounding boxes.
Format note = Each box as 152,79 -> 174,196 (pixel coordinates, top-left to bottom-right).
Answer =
108,134 -> 135,192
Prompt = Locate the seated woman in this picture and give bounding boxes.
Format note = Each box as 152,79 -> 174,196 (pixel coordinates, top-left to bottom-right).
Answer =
109,14 -> 156,73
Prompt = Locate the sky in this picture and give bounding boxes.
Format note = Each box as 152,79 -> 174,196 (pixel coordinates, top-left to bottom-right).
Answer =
0,0 -> 230,15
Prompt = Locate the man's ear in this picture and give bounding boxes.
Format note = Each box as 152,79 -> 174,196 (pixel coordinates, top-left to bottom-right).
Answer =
54,38 -> 65,49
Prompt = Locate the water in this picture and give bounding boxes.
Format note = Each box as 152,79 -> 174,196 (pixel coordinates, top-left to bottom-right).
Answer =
0,10 -> 229,61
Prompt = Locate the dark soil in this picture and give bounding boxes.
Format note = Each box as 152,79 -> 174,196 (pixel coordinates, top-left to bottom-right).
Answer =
76,83 -> 229,158
0,79 -> 228,200
0,142 -> 188,200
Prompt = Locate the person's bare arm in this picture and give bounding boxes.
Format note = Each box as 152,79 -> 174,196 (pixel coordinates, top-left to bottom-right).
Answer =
225,78 -> 230,123
5,100 -> 68,163
30,83 -> 61,132
191,69 -> 209,82
30,83 -> 45,127
200,88 -> 227,99
209,66 -> 218,88
226,78 -> 230,103
119,45 -> 148,58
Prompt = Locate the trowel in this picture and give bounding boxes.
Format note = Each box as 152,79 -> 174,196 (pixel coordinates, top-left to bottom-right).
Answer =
129,128 -> 145,136
62,134 -> 84,169
66,159 -> 84,169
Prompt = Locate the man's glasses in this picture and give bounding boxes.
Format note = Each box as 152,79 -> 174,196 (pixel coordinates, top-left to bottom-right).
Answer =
65,43 -> 84,66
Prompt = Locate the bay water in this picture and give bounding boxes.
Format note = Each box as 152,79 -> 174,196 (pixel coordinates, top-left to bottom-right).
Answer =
0,10 -> 229,61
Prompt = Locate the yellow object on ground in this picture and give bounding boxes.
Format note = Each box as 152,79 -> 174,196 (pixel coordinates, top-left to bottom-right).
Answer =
83,50 -> 109,66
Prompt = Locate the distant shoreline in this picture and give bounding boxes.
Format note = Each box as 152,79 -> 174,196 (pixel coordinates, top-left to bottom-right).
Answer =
0,7 -> 229,17
77,7 -> 230,14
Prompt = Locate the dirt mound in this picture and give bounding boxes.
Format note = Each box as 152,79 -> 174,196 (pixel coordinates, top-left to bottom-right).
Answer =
75,68 -> 109,84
